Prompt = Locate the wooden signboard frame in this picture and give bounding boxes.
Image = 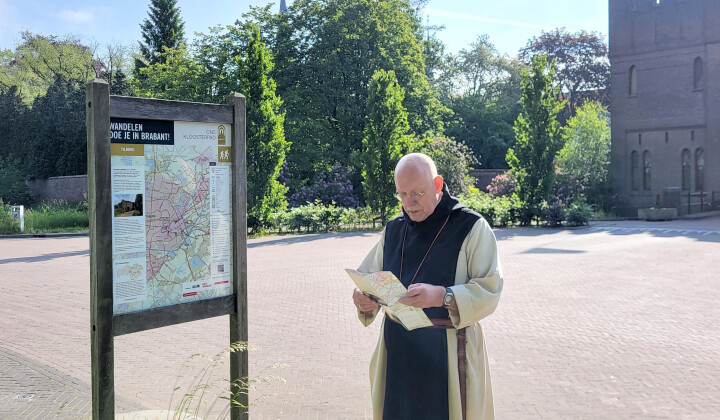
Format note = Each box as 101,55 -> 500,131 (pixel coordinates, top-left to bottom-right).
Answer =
86,79 -> 248,420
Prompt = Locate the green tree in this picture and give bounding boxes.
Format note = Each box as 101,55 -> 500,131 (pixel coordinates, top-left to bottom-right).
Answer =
0,156 -> 32,205
556,100 -> 611,208
520,28 -> 609,118
438,36 -> 524,169
133,46 -> 216,102
136,0 -> 186,72
26,76 -> 86,179
240,0 -> 448,197
240,27 -> 290,232
506,55 -> 565,225
0,86 -> 28,160
361,69 -> 408,225
0,31 -> 96,103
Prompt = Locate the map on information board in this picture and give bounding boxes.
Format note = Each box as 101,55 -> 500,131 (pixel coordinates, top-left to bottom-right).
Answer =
110,119 -> 233,315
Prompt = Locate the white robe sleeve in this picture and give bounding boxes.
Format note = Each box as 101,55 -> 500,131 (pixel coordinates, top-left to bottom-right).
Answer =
448,217 -> 503,329
355,228 -> 386,327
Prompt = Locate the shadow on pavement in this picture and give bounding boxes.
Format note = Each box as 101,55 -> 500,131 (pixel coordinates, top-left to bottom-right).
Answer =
248,230 -> 381,248
0,249 -> 89,265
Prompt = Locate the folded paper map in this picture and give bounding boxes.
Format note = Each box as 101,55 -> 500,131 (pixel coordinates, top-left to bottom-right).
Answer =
345,269 -> 433,331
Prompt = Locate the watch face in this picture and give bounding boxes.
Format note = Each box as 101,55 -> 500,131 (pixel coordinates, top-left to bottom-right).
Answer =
444,292 -> 453,305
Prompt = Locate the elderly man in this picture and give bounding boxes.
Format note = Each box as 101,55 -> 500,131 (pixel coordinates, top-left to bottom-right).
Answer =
353,153 -> 503,420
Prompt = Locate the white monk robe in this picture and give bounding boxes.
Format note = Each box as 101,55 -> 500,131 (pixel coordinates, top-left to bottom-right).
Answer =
356,217 -> 503,420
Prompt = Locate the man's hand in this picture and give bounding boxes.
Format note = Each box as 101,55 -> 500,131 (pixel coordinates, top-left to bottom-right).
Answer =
353,287 -> 379,313
397,283 -> 445,308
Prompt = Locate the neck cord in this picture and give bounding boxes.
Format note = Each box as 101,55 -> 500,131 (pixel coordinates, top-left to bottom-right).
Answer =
399,214 -> 451,286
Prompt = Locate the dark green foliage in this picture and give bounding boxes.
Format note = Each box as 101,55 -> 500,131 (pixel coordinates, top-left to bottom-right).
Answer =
137,0 -> 186,71
110,68 -> 131,96
506,55 -> 565,225
26,76 -> 86,179
445,100 -> 521,169
0,156 -> 32,205
0,87 -> 27,160
361,69 -> 408,226
241,27 -> 290,232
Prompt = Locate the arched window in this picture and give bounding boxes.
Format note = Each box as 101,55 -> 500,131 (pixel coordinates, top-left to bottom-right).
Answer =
682,149 -> 691,190
694,57 -> 704,90
695,148 -> 705,191
643,151 -> 652,191
631,151 -> 640,190
629,65 -> 637,96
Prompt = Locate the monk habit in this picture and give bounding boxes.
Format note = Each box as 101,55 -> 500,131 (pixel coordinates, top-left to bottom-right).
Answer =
357,184 -> 503,420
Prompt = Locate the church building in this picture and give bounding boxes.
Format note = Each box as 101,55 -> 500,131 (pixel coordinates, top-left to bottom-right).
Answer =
609,0 -> 719,217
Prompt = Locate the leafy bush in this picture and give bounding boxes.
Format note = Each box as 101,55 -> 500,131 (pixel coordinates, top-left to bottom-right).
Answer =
459,187 -> 519,228
0,200 -> 21,234
566,201 -> 593,226
542,202 -> 565,227
288,163 -> 360,208
422,136 -> 478,195
551,170 -> 585,207
270,203 -> 380,233
486,172 -> 516,198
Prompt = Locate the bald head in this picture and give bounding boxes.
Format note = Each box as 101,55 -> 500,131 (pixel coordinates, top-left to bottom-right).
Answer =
394,153 -> 438,182
394,153 -> 444,222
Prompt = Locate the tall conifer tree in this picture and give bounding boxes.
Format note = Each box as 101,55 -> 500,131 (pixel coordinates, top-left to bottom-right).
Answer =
361,69 -> 409,226
240,26 -> 290,232
506,55 -> 565,225
137,0 -> 185,70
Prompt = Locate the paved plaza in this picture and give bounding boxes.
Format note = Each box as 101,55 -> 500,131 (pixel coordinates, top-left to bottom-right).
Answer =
0,216 -> 718,419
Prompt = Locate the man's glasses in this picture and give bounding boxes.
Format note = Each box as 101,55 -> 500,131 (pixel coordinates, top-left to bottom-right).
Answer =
395,191 -> 425,201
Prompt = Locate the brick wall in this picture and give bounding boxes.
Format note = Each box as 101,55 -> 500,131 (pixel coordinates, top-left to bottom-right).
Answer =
26,175 -> 87,203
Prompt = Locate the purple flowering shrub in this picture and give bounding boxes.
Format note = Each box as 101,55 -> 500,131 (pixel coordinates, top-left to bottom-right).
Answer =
543,170 -> 589,227
487,172 -> 516,198
288,163 -> 360,208
550,170 -> 585,206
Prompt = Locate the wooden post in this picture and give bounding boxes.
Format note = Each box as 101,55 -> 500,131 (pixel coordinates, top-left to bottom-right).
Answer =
87,79 -> 115,420
227,93 -> 248,420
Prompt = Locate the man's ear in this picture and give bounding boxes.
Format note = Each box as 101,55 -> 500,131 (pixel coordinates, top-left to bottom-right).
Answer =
434,175 -> 443,193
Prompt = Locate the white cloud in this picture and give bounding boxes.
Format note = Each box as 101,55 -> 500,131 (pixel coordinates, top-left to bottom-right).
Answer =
426,8 -> 552,31
59,9 -> 95,24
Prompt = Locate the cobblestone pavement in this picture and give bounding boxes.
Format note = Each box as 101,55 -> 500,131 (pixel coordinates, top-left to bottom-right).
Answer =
0,216 -> 718,419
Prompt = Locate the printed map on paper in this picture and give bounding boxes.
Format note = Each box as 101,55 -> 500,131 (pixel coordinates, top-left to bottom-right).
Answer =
345,269 -> 433,330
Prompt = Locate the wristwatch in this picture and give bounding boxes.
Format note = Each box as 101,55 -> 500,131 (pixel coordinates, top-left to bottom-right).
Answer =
443,287 -> 455,306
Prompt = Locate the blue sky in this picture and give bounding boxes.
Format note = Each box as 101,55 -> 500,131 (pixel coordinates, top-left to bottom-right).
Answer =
0,0 -> 608,57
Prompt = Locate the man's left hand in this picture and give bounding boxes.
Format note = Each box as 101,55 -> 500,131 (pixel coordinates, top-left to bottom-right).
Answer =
397,283 -> 445,308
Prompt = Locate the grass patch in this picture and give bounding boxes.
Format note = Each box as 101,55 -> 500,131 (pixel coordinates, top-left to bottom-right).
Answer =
0,200 -> 88,235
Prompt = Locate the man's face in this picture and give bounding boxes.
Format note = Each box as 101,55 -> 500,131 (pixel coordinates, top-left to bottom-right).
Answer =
394,165 -> 442,222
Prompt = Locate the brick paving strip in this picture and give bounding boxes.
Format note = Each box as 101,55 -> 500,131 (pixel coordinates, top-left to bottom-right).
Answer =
0,216 -> 718,419
0,346 -> 141,419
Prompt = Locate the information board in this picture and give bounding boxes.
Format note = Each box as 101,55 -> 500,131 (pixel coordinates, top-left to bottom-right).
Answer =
110,119 -> 234,314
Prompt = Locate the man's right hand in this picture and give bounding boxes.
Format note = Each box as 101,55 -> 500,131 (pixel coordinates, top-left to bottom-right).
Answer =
353,288 -> 379,313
